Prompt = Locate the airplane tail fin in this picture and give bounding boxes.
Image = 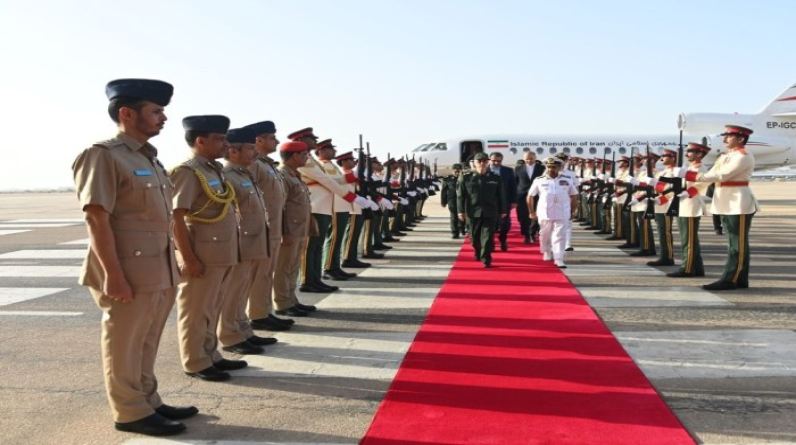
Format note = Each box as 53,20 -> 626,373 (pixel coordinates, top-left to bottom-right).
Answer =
758,81 -> 796,117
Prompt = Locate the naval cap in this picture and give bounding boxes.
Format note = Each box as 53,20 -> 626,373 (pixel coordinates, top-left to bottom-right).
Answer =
243,121 -> 276,136
544,157 -> 563,166
280,141 -> 309,153
182,115 -> 230,133
720,125 -> 753,137
105,78 -> 173,106
226,127 -> 256,144
287,127 -> 318,141
554,153 -> 569,160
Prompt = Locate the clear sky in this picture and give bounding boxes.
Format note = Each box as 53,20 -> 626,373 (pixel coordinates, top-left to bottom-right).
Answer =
1,0 -> 794,191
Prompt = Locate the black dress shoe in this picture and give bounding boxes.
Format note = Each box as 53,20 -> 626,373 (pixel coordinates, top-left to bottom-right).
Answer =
299,284 -> 330,293
715,229 -> 723,235
315,281 -> 339,292
295,302 -> 317,312
336,269 -> 357,278
565,247 -> 574,252
342,259 -> 371,268
373,244 -> 393,249
222,341 -> 264,355
269,313 -> 295,325
647,259 -> 675,266
630,250 -> 656,257
737,282 -> 749,289
523,235 -> 531,244
250,317 -> 291,331
383,236 -> 399,242
323,270 -> 349,281
500,240 -> 508,252
214,358 -> 248,371
451,234 -> 459,239
391,231 -> 406,237
362,252 -> 384,259
185,366 -> 230,382
247,335 -> 278,346
702,280 -> 737,291
594,230 -> 612,235
605,236 -> 622,241
666,270 -> 695,278
115,413 -> 185,436
275,305 -> 309,317
155,404 -> 199,421
484,262 -> 492,268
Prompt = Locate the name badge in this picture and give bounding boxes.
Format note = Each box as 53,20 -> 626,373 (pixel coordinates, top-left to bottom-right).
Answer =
134,169 -> 153,176
208,180 -> 221,186
241,181 -> 253,187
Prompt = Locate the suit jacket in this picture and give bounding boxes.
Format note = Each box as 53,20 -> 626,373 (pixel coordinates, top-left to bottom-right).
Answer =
492,165 -> 517,205
515,161 -> 545,197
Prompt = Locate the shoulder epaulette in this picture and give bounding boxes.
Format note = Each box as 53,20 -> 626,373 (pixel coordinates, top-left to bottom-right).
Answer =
93,138 -> 124,150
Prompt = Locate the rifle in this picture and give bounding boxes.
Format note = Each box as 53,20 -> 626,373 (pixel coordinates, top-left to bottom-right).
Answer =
621,147 -> 636,212
643,144 -> 656,220
426,159 -> 437,196
603,152 -> 616,210
383,152 -> 397,217
663,131 -> 685,217
357,135 -> 374,220
366,142 -> 382,216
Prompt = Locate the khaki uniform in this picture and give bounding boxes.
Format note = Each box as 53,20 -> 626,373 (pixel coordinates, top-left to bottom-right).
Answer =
218,162 -> 270,347
72,133 -> 179,423
246,156 -> 286,321
171,155 -> 240,373
274,163 -> 313,309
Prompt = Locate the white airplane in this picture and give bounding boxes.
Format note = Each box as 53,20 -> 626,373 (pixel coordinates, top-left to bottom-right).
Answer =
407,80 -> 796,173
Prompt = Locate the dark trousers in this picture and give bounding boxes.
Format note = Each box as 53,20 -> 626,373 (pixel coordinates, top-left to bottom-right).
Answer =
496,213 -> 511,241
516,196 -> 532,236
471,216 -> 497,264
677,216 -> 704,275
719,213 -> 753,285
635,212 -> 656,254
342,213 -> 365,260
448,208 -> 463,235
302,213 -> 331,285
654,214 -> 674,261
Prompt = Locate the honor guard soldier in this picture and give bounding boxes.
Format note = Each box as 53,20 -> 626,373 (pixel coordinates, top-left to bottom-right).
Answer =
337,151 -> 368,273
293,129 -> 371,295
674,125 -> 760,290
217,128 -> 279,355
645,149 -> 678,267
528,157 -> 579,268
627,153 -> 657,257
273,141 -> 316,316
457,152 -> 507,268
242,121 -> 293,332
171,115 -> 246,382
366,157 -> 395,250
441,163 -> 464,238
320,141 -> 361,278
73,78 -> 195,436
667,143 -> 711,278
611,156 -> 631,241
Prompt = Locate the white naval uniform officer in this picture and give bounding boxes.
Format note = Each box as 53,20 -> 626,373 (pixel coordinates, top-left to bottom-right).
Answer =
528,157 -> 579,268
554,153 -> 580,251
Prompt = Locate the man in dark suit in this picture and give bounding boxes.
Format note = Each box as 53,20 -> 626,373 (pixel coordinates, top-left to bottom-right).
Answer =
515,151 -> 545,243
489,152 -> 517,251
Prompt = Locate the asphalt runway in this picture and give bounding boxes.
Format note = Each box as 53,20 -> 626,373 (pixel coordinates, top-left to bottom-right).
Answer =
0,183 -> 793,445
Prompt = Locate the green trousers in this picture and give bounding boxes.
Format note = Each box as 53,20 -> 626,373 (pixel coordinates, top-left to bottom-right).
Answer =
654,214 -> 674,261
677,216 -> 704,275
302,213 -> 331,285
635,212 -> 656,254
614,203 -> 624,238
624,208 -> 637,245
720,213 -> 754,285
448,208 -> 463,235
342,213 -> 365,261
364,213 -> 381,252
323,212 -> 349,273
470,216 -> 497,264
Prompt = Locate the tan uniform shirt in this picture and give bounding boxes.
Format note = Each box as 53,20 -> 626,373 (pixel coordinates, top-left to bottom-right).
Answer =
281,163 -> 313,237
342,167 -> 361,215
654,168 -> 674,214
298,157 -> 356,215
250,156 -> 286,238
224,162 -> 269,261
72,133 -> 179,293
171,155 -> 240,267
679,162 -> 709,218
697,149 -> 760,215
631,170 -> 652,212
614,168 -> 630,205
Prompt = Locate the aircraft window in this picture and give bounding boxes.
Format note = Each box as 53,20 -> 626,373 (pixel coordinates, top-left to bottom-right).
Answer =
523,147 -> 531,153
431,143 -> 447,151
576,147 -> 583,155
605,148 -> 612,154
536,147 -> 544,155
550,147 -> 557,154
563,147 -> 571,154
589,147 -> 597,155
619,147 -> 627,155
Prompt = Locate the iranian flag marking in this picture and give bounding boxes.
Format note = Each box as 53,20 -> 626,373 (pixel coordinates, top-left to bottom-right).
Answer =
487,140 -> 509,149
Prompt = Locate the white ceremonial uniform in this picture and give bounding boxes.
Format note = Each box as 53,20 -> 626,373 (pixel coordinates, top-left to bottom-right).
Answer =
558,168 -> 580,249
528,174 -> 578,262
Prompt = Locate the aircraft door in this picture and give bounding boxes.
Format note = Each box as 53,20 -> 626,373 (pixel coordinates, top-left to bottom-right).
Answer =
460,140 -> 484,163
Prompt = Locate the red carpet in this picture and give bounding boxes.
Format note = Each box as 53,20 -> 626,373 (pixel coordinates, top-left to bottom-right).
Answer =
361,225 -> 695,444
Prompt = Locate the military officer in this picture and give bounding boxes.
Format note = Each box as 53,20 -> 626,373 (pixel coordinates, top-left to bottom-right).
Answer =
667,142 -> 711,278
337,151 -> 368,272
555,153 -> 580,250
675,125 -> 760,290
171,115 -> 246,382
627,153 -> 657,257
366,157 -> 395,250
440,163 -> 464,238
273,141 -> 315,315
242,121 -> 293,332
610,156 -> 631,242
528,157 -> 579,268
457,152 -> 507,268
72,79 -> 194,436
217,128 -> 279,355
646,149 -> 678,267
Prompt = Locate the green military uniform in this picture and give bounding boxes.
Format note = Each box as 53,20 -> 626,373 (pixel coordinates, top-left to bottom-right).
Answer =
457,153 -> 507,267
440,164 -> 463,238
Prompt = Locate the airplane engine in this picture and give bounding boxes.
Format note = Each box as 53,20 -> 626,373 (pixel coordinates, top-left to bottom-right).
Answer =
677,112 -> 754,135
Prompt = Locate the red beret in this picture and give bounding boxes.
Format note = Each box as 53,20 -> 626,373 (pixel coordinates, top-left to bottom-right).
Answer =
287,127 -> 317,141
280,141 -> 308,153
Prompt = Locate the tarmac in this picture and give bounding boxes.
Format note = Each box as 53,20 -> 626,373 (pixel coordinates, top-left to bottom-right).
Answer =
0,182 -> 793,445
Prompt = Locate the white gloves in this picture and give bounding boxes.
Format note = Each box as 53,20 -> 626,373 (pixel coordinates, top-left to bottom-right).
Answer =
353,195 -> 370,208
653,197 -> 662,206
677,191 -> 690,199
399,197 -> 409,205
674,167 -> 687,178
628,198 -> 639,206
607,177 -> 615,183
628,177 -> 640,186
646,177 -> 658,187
365,196 -> 380,211
380,198 -> 395,210
407,191 -> 418,197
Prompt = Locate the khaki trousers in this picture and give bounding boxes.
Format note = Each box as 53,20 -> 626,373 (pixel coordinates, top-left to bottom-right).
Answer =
247,238 -> 280,321
274,237 -> 307,310
90,286 -> 176,423
177,265 -> 234,373
218,260 -> 254,347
